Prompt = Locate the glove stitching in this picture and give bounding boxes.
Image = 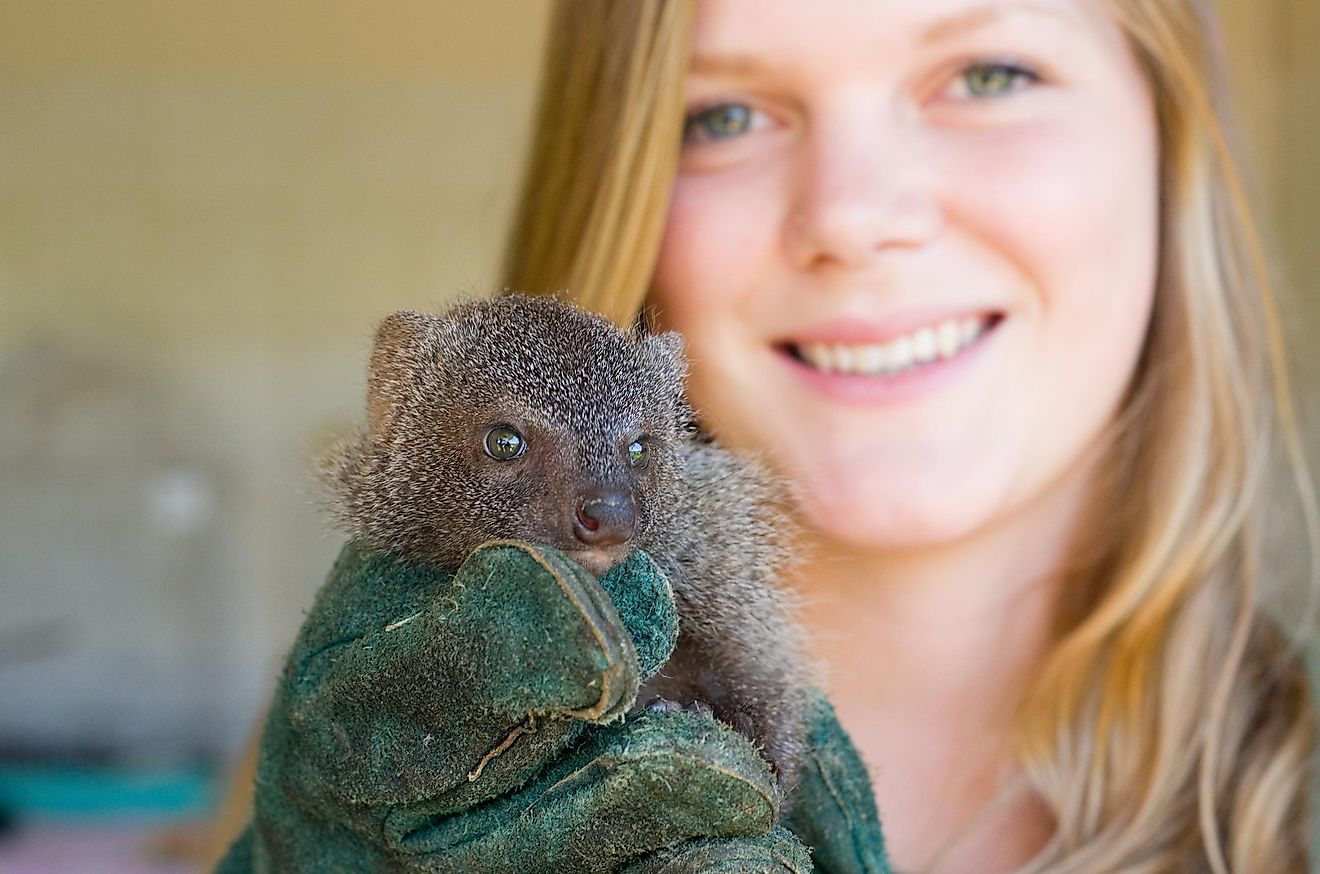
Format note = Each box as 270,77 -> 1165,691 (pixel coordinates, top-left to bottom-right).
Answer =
467,715 -> 540,783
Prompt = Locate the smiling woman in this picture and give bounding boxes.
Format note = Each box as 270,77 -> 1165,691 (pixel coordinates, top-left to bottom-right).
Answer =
503,1 -> 1317,872
654,0 -> 1160,557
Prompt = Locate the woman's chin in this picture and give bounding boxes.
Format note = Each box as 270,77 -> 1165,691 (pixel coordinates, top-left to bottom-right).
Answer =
789,473 -> 997,555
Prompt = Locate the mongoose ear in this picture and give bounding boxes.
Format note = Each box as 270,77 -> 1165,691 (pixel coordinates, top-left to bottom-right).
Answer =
641,331 -> 695,425
642,331 -> 689,388
367,310 -> 437,443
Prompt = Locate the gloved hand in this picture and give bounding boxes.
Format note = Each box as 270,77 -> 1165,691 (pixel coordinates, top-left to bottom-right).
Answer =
216,540 -> 796,872
216,540 -> 890,873
782,693 -> 892,874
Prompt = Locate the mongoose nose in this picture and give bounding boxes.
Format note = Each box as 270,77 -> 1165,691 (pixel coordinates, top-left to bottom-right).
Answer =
573,489 -> 636,547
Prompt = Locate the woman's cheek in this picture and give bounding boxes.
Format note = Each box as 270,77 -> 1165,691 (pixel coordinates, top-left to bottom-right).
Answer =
657,170 -> 780,302
928,114 -> 1158,533
944,96 -> 1159,311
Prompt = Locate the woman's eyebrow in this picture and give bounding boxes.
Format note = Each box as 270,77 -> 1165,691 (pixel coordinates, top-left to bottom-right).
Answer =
688,3 -> 1083,78
921,1 -> 1083,44
688,53 -> 770,78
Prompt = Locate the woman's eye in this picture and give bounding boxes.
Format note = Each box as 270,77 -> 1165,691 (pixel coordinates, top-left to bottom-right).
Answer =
951,62 -> 1040,99
682,103 -> 759,145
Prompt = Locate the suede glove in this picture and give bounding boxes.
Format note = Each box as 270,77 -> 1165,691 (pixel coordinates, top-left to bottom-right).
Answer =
216,540 -> 890,873
783,693 -> 892,874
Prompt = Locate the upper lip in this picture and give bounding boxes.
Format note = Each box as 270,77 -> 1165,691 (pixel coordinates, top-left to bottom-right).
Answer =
783,307 -> 1002,347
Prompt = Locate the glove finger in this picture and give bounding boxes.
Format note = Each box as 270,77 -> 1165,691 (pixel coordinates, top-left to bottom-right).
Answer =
619,827 -> 813,873
782,691 -> 891,874
383,710 -> 780,873
597,548 -> 680,682
406,542 -> 681,812
284,540 -> 643,815
455,540 -> 643,723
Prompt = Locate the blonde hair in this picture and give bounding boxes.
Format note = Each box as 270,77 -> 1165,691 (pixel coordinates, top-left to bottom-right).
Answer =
502,1 -> 691,324
502,2 -> 1318,871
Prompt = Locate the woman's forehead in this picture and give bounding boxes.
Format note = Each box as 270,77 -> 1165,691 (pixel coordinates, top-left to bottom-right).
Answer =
688,0 -> 1117,60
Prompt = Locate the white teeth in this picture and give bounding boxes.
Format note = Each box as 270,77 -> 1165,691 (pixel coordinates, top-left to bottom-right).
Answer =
857,344 -> 884,372
804,342 -> 832,371
796,315 -> 992,376
911,327 -> 937,364
936,320 -> 960,359
960,317 -> 981,344
834,344 -> 857,372
890,335 -> 914,371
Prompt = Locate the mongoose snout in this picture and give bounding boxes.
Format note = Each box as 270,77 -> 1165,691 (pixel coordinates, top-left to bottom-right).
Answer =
573,488 -> 636,546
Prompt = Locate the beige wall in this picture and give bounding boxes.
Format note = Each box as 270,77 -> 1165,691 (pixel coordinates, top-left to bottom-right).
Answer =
0,1 -> 1316,762
1218,0 -> 1320,618
1221,0 -> 1320,354
0,2 -> 553,759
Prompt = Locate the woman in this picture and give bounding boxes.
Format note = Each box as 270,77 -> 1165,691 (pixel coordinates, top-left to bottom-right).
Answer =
503,1 -> 1318,871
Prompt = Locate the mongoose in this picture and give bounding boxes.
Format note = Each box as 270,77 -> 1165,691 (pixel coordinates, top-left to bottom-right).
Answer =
316,293 -> 811,787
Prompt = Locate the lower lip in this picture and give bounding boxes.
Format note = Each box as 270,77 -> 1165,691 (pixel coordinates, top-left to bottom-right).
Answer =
780,320 -> 1001,406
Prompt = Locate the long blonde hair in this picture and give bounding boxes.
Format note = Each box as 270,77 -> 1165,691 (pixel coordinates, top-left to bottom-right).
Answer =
502,2 -> 1318,871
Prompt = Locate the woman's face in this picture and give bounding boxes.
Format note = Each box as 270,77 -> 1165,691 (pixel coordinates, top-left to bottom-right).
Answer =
652,0 -> 1159,551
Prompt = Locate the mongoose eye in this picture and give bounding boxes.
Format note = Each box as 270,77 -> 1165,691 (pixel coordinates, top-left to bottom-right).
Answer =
626,438 -> 650,470
484,426 -> 526,461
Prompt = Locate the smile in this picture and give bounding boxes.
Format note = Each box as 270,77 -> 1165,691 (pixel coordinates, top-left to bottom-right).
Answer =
790,314 -> 999,378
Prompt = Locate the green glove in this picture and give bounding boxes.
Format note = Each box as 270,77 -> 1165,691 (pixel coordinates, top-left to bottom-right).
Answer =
782,693 -> 893,874
216,540 -> 815,872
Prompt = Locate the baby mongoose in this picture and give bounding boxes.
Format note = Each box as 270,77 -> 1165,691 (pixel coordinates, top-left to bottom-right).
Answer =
317,294 -> 811,787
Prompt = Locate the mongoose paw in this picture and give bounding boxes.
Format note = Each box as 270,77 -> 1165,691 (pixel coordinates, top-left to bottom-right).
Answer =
729,711 -> 756,739
641,696 -> 716,721
687,700 -> 714,719
643,696 -> 684,714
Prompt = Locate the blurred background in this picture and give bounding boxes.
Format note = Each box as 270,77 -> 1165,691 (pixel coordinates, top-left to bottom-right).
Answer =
0,1 -> 1316,871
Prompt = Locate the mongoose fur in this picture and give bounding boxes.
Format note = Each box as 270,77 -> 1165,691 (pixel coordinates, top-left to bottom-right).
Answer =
316,293 -> 812,788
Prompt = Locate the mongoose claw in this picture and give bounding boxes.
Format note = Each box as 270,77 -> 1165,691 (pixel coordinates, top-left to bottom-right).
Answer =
639,696 -> 716,720
687,700 -> 714,719
643,696 -> 684,714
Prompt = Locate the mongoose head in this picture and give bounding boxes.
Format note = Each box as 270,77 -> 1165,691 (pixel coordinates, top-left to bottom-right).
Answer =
320,295 -> 693,575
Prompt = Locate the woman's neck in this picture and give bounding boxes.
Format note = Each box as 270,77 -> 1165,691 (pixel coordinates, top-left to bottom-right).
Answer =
792,458 -> 1099,873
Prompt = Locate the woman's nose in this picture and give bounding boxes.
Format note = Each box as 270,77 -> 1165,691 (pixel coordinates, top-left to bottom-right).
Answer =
783,116 -> 944,270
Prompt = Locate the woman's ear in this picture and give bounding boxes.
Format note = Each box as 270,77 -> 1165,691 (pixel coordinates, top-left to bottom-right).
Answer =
366,310 -> 439,443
